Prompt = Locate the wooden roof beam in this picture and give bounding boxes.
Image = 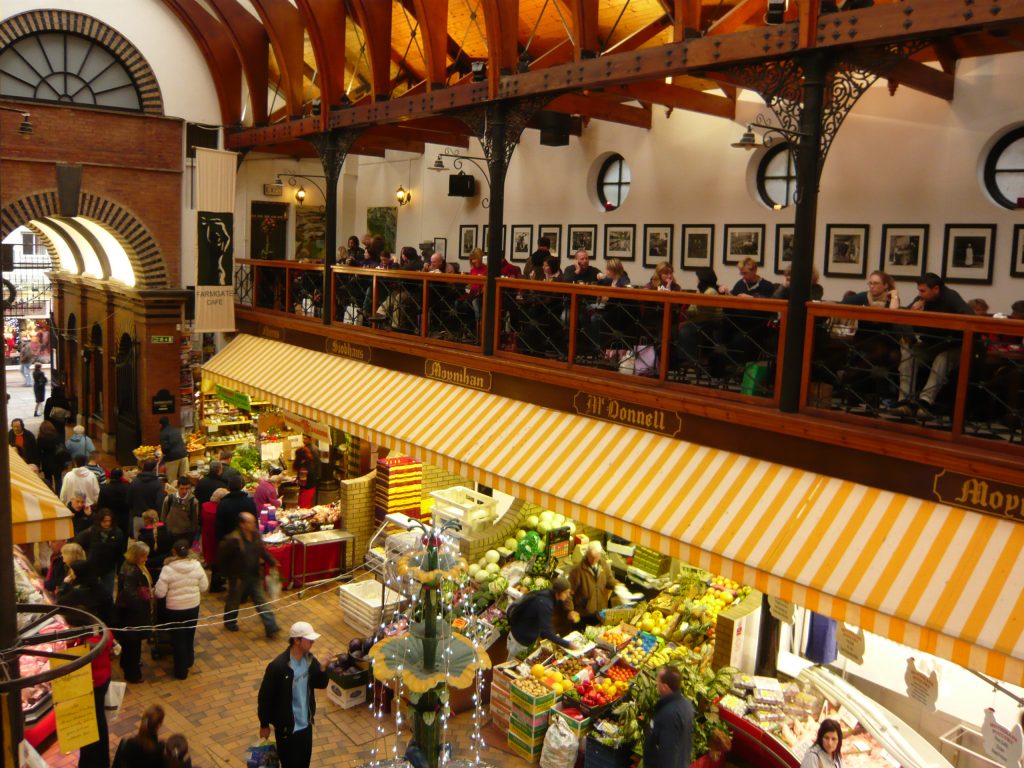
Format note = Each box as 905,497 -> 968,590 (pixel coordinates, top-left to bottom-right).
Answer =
349,0 -> 393,100
930,39 -> 960,73
364,124 -> 470,148
160,0 -> 243,125
353,135 -> 427,154
564,0 -> 601,59
295,0 -> 348,123
546,93 -> 652,128
614,81 -> 736,119
481,0 -> 520,94
406,0 -> 453,87
398,116 -> 477,136
706,0 -> 771,36
884,59 -> 955,100
250,0 -> 306,117
206,0 -> 271,124
527,39 -> 576,70
604,14 -> 672,56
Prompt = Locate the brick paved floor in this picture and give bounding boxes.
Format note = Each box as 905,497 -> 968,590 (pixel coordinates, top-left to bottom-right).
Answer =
34,577 -> 526,767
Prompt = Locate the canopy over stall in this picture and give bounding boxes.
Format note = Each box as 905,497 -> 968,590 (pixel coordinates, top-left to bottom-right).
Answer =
8,447 -> 73,545
203,335 -> 1024,685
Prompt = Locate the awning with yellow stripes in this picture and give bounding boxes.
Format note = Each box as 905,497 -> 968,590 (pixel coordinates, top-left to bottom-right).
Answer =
204,334 -> 1024,685
9,446 -> 73,544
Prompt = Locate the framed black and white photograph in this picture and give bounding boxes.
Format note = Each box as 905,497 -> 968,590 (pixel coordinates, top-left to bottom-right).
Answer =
459,225 -> 477,259
879,224 -> 928,280
510,225 -> 532,263
642,224 -> 673,268
433,237 -> 447,260
604,224 -> 636,261
774,224 -> 795,275
681,225 -> 713,270
824,224 -> 869,277
482,224 -> 507,257
538,224 -> 561,259
723,224 -> 765,265
942,224 -> 995,284
1013,225 -> 1024,277
567,224 -> 598,257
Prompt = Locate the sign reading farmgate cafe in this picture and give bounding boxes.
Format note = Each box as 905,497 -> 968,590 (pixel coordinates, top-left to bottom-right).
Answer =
573,392 -> 682,437
932,469 -> 1024,522
424,360 -> 491,391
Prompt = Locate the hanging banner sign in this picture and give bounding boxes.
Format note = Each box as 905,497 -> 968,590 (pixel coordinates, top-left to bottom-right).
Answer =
980,708 -> 1024,768
195,148 -> 238,333
904,658 -> 939,710
767,596 -> 795,624
837,625 -> 865,665
281,411 -> 332,445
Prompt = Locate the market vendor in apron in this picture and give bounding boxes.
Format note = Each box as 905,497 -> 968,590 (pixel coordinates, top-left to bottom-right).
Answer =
292,434 -> 320,509
567,540 -> 635,627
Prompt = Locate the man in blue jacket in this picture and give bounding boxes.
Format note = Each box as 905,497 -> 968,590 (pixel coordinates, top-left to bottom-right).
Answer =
506,576 -> 578,659
258,621 -> 329,768
644,666 -> 695,768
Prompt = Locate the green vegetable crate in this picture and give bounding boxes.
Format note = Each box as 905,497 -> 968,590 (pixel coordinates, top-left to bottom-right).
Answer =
510,683 -> 556,716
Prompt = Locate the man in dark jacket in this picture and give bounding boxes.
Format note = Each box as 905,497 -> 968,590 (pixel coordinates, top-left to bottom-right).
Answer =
893,272 -> 974,417
98,468 -> 131,535
219,511 -> 278,636
158,415 -> 189,481
257,621 -> 329,768
195,460 -> 228,505
644,666 -> 695,768
506,576 -> 578,659
216,475 -> 257,543
127,458 -> 165,538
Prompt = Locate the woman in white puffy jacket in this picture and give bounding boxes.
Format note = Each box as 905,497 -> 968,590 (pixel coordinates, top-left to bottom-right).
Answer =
154,539 -> 209,680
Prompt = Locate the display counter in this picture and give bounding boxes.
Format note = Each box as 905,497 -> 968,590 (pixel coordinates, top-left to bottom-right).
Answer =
717,666 -> 953,768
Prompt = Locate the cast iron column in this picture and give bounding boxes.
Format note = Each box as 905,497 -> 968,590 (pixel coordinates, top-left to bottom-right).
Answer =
482,103 -> 508,356
780,52 -> 827,412
309,129 -> 356,326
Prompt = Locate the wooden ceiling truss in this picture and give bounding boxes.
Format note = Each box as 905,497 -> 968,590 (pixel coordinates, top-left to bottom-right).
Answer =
157,0 -> 1024,156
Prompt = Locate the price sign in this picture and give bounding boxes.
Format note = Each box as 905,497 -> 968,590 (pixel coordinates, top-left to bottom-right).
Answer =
546,527 -> 572,559
981,708 -> 1024,768
838,625 -> 865,664
51,645 -> 99,753
904,658 -> 938,710
768,596 -> 795,624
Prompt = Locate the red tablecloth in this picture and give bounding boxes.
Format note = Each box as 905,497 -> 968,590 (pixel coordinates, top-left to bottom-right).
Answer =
264,542 -> 294,586
291,539 -> 343,586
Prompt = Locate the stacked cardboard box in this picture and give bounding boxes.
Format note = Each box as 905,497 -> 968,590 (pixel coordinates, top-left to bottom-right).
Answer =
489,663 -> 516,730
507,682 -> 556,763
374,455 -> 423,521
632,545 -> 670,576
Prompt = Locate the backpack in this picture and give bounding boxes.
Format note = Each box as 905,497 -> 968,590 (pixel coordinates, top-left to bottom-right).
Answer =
162,495 -> 197,535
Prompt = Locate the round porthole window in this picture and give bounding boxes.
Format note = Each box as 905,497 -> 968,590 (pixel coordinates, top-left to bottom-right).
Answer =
983,126 -> 1024,210
597,154 -> 631,211
756,143 -> 797,209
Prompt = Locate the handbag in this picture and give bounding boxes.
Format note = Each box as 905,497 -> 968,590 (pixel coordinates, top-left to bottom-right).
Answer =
49,405 -> 70,420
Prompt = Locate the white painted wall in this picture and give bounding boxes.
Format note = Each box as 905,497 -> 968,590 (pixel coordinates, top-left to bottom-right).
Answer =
350,52 -> 1024,312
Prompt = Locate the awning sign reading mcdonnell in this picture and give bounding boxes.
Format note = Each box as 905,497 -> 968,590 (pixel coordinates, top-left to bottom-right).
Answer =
202,334 -> 1024,686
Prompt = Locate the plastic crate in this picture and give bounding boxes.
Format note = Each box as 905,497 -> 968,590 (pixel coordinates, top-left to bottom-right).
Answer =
585,737 -> 632,768
338,579 -> 405,636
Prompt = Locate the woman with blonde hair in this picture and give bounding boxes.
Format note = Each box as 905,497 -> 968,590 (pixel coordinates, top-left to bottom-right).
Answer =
646,261 -> 681,291
116,540 -> 154,684
44,540 -> 85,592
600,258 -> 631,288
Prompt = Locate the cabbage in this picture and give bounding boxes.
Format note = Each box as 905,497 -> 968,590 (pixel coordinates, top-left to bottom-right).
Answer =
551,514 -> 566,528
485,562 -> 500,574
526,515 -> 539,529
484,550 -> 501,564
537,522 -> 550,535
489,576 -> 509,595
539,510 -> 554,521
516,529 -> 527,541
474,570 -> 491,584
468,564 -> 480,577
505,538 -> 518,550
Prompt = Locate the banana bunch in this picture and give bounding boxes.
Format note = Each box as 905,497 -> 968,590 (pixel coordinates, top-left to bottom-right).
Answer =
640,647 -> 671,669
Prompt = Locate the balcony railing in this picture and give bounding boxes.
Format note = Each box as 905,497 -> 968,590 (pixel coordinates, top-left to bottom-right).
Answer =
233,259 -> 1024,448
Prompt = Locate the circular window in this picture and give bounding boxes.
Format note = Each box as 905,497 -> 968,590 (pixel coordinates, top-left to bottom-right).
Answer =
983,127 -> 1024,210
756,143 -> 797,209
597,154 -> 631,211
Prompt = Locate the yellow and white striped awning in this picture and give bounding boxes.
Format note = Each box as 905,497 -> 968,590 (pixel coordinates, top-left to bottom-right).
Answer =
8,446 -> 73,544
204,335 -> 1024,685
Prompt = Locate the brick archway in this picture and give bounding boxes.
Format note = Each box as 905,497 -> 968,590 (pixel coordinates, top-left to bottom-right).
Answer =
1,190 -> 169,288
0,9 -> 163,114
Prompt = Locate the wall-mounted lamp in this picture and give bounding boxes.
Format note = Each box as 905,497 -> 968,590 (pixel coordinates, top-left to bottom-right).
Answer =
275,171 -> 325,208
396,185 -> 411,206
731,114 -> 810,150
0,105 -> 33,137
295,186 -> 307,205
429,147 -> 492,208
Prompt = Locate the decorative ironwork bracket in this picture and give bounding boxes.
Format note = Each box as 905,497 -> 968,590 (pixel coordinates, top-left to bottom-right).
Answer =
307,128 -> 362,189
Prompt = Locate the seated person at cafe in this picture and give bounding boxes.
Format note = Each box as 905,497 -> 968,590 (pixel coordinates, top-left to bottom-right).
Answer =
644,261 -> 681,292
892,273 -> 973,417
600,258 -> 631,288
558,249 -> 602,284
719,258 -> 775,298
772,266 -> 824,301
706,259 -> 777,376
524,236 -> 555,280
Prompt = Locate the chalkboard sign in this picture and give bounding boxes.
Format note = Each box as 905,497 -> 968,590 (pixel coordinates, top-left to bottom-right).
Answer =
151,388 -> 175,414
547,526 -> 573,560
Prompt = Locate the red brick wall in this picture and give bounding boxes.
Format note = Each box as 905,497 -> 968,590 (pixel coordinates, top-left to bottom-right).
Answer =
0,100 -> 184,286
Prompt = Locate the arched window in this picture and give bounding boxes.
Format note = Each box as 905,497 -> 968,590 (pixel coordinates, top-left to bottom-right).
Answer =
597,154 -> 631,211
757,143 -> 798,209
983,127 -> 1024,210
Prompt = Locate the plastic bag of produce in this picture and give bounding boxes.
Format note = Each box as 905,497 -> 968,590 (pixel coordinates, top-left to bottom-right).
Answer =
245,741 -> 279,768
540,712 -> 580,768
266,568 -> 282,600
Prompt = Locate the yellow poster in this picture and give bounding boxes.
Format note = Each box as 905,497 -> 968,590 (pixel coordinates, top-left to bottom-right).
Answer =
50,645 -> 99,753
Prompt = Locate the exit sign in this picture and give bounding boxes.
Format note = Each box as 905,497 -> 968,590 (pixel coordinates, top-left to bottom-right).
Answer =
151,335 -> 173,344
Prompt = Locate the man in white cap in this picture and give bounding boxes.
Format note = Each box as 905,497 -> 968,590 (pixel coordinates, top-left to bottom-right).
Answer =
257,621 -> 329,768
